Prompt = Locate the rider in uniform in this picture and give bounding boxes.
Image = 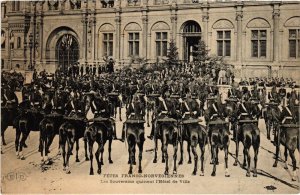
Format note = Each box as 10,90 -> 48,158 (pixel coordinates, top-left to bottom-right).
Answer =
91,91 -> 117,140
121,93 -> 145,142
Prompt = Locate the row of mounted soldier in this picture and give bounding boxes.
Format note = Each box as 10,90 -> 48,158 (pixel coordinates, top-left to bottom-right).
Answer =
1,68 -> 299,180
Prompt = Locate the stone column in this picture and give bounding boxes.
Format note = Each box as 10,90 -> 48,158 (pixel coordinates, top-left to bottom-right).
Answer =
272,3 -> 280,63
170,2 -> 177,40
93,15 -> 96,64
142,5 -> 148,59
235,3 -> 243,80
81,13 -> 88,65
115,13 -> 121,66
202,2 -> 209,45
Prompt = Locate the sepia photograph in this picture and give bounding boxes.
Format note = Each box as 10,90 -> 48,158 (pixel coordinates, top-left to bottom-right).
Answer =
1,0 -> 300,194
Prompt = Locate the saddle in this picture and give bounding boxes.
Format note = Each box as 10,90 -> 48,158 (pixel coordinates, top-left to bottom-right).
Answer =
157,117 -> 177,123
182,118 -> 202,124
280,123 -> 299,128
147,94 -> 160,98
91,116 -> 110,123
208,119 -> 229,126
238,119 -> 258,124
125,119 -> 145,124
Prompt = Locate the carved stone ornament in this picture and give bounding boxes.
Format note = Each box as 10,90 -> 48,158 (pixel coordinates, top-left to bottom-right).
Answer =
124,22 -> 142,31
213,19 -> 234,29
151,22 -> 170,31
247,18 -> 271,28
99,23 -> 115,32
48,0 -> 58,6
284,16 -> 300,27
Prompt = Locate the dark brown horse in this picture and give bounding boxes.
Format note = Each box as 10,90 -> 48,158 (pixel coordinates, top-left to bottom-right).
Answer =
233,117 -> 260,177
181,122 -> 208,176
1,86 -> 19,147
273,124 -> 299,181
85,120 -> 113,175
208,118 -> 230,177
125,122 -> 145,174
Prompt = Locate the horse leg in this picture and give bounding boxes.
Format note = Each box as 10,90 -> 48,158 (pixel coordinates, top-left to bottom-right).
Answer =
163,142 -> 169,175
224,145 -> 230,177
75,139 -> 80,162
95,142 -> 102,175
128,140 -> 134,174
216,147 -> 219,165
284,146 -> 289,169
19,132 -> 28,160
253,146 -> 259,177
59,131 -> 67,171
233,139 -> 239,166
15,128 -> 21,158
65,135 -> 75,174
273,130 -> 281,167
138,141 -> 144,174
1,128 -> 6,146
88,140 -> 94,175
266,120 -> 270,140
290,149 -> 297,181
119,106 -> 122,121
246,148 -> 251,177
84,139 -> 89,161
178,140 -> 183,165
187,141 -> 192,164
153,138 -> 158,163
199,138 -> 205,176
146,109 -> 150,127
161,141 -> 165,163
173,138 -> 178,174
108,138 -> 113,164
211,145 -> 217,176
191,141 -> 198,175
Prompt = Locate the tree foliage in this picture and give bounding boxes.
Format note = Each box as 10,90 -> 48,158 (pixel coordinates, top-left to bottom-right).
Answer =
164,39 -> 179,68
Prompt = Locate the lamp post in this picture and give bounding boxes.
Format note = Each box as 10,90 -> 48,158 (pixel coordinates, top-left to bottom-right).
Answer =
29,33 -> 33,70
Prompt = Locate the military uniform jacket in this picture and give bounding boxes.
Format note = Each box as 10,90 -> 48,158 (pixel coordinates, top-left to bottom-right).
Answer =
126,101 -> 145,120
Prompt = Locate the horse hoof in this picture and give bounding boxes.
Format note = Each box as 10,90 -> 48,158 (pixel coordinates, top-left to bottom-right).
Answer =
138,169 -> 142,174
192,171 -> 196,176
23,144 -> 28,148
66,170 -> 71,174
97,169 -> 101,175
162,159 -> 165,163
57,152 -> 61,156
109,160 -> 113,164
292,177 -> 296,182
225,174 -> 230,177
128,161 -> 130,164
153,159 -> 157,163
188,160 -> 192,164
101,161 -> 104,165
216,161 -> 219,165
200,172 -> 204,176
20,156 -> 25,160
85,157 -> 89,161
128,170 -> 132,175
272,163 -> 277,167
3,142 -> 6,146
210,161 -> 214,165
211,172 -> 216,177
63,167 -> 66,171
233,162 -> 238,166
178,161 -> 183,165
284,165 -> 288,170
246,172 -> 250,177
253,173 -> 257,177
164,171 -> 169,175
133,161 -> 136,165
76,159 -> 80,162
173,170 -> 177,175
90,171 -> 94,175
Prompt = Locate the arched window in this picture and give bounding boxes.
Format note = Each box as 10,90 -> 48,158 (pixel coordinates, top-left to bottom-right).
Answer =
183,21 -> 201,34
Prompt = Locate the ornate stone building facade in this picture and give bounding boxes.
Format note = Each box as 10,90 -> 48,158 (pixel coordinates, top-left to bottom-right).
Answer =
1,0 -> 300,80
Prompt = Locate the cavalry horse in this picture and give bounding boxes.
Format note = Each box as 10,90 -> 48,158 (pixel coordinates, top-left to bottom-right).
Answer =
58,92 -> 91,174
233,115 -> 260,177
39,89 -> 65,163
152,99 -> 180,175
180,118 -> 208,176
273,102 -> 299,181
1,85 -> 19,147
85,117 -> 114,175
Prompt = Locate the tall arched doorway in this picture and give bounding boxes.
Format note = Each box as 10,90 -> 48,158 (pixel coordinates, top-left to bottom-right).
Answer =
182,21 -> 201,62
56,34 -> 79,72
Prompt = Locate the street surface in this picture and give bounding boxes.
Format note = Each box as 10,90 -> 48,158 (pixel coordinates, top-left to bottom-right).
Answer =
1,106 -> 300,194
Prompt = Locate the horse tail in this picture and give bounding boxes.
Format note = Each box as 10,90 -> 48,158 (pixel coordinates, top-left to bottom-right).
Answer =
244,132 -> 252,149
